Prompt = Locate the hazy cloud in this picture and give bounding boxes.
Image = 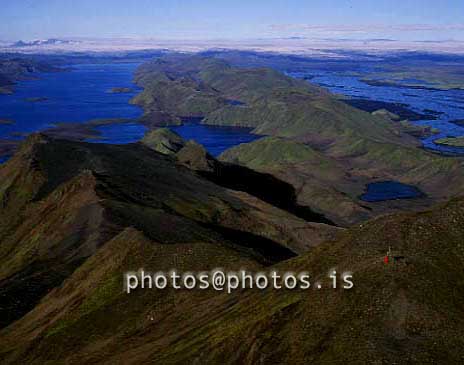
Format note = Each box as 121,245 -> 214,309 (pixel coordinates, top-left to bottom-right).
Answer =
269,24 -> 464,34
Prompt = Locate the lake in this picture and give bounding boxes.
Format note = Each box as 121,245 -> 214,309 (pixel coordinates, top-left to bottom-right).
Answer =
0,63 -> 260,159
1,60 -> 458,201
0,63 -> 143,140
360,181 -> 424,202
170,121 -> 260,157
289,68 -> 464,155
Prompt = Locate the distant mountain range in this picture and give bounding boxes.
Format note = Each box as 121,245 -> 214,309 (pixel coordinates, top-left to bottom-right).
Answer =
2,37 -> 464,54
10,38 -> 79,47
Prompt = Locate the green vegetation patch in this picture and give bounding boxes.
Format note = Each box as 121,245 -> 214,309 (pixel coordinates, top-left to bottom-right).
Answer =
434,136 -> 464,147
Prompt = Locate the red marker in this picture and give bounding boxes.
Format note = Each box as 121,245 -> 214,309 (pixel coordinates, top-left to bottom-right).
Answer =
384,256 -> 389,264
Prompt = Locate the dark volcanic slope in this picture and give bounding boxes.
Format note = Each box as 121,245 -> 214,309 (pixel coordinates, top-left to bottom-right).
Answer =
1,142 -> 463,363
0,134 -> 338,329
133,196 -> 464,364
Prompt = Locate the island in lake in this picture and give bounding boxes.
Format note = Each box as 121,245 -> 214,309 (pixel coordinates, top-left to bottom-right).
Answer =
24,96 -> 48,102
0,119 -> 14,125
435,136 -> 464,147
107,87 -> 133,93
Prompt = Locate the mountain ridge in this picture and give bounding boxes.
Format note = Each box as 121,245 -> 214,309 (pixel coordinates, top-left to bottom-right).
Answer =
1,136 -> 463,362
0,134 -> 339,329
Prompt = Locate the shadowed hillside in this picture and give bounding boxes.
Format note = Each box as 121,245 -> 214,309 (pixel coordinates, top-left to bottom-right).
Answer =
1,135 -> 463,363
0,134 -> 338,329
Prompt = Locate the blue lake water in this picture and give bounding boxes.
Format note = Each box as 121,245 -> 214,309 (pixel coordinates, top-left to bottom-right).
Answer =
0,63 -> 143,140
0,63 -> 260,160
2,60 -> 461,201
289,69 -> 464,155
86,123 -> 147,144
288,66 -> 464,200
170,122 -> 261,157
360,181 -> 424,202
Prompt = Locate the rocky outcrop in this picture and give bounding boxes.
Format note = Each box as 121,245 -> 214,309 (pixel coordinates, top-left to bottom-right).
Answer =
141,128 -> 186,155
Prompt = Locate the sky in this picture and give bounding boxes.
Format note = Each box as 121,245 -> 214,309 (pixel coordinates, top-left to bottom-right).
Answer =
1,0 -> 464,42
